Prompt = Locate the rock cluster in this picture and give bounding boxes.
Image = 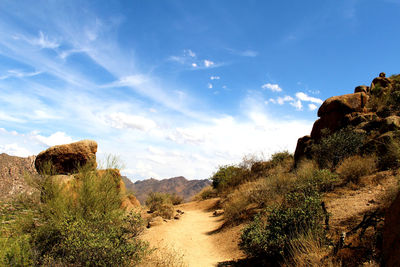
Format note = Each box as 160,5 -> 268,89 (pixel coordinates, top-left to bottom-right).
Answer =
294,73 -> 400,165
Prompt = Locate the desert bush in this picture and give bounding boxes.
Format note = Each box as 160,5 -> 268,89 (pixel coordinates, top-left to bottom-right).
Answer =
377,137 -> 400,170
312,128 -> 366,169
210,165 -> 248,193
4,163 -> 149,266
240,189 -> 324,260
336,155 -> 377,184
296,160 -> 339,192
145,192 -> 175,219
192,186 -> 217,201
270,151 -> 294,169
169,193 -> 184,205
223,171 -> 297,224
0,235 -> 34,267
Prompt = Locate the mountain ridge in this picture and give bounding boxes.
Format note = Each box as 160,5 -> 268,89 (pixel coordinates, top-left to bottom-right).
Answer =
122,175 -> 211,204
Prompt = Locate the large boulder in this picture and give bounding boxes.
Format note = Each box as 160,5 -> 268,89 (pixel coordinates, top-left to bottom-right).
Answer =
311,92 -> 369,140
293,135 -> 313,164
370,73 -> 391,93
35,140 -> 97,175
382,191 -> 400,267
317,92 -> 369,118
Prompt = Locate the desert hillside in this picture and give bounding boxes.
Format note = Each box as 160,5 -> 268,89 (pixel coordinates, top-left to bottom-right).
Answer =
0,153 -> 37,201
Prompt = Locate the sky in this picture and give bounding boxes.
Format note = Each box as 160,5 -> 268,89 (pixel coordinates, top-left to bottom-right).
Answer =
1,0 -> 400,181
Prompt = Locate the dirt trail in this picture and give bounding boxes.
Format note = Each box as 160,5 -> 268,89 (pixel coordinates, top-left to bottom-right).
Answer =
141,198 -> 244,267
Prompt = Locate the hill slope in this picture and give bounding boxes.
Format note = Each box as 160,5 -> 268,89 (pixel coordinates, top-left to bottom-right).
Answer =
0,153 -> 37,201
122,176 -> 211,204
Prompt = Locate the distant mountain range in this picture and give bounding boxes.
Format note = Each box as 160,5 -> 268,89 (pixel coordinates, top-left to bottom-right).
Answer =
121,176 -> 211,204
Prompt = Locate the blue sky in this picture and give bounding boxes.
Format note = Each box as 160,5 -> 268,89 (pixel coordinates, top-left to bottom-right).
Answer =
1,0 -> 400,181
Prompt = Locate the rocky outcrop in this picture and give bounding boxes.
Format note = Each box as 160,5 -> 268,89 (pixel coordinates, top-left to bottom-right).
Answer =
382,192 -> 400,267
311,92 -> 369,140
294,73 -> 400,165
35,140 -> 97,175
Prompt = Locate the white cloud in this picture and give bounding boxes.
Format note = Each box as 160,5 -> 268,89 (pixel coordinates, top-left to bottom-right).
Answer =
262,83 -> 282,92
308,103 -> 318,111
290,100 -> 303,110
116,75 -> 148,87
0,143 -> 33,157
103,112 -> 157,131
33,31 -> 59,49
167,128 -> 205,144
192,63 -> 197,67
185,49 -> 196,57
276,96 -> 294,105
207,83 -> 213,89
33,132 -> 74,147
210,76 -> 220,80
295,92 -> 323,104
204,60 -> 214,68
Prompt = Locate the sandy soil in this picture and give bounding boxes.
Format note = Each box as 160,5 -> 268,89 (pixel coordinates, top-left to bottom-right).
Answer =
141,198 -> 244,267
324,171 -> 398,236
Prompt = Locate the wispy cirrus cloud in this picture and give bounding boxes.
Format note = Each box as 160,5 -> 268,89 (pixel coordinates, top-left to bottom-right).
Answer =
227,48 -> 258,57
0,69 -> 42,80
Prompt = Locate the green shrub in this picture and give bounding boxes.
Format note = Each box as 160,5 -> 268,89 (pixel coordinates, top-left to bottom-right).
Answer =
0,235 -> 34,267
270,151 -> 293,168
210,165 -> 248,193
336,155 -> 377,184
312,128 -> 365,169
377,137 -> 400,170
6,163 -> 148,266
145,192 -> 175,219
296,161 -> 339,192
240,189 -> 324,260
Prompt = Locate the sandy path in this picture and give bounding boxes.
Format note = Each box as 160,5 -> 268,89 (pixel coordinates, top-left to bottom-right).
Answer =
141,198 -> 244,267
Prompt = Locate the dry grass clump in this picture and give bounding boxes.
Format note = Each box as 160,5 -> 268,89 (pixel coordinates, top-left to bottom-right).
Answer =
285,231 -> 339,267
192,186 -> 217,201
145,192 -> 175,219
223,171 -> 296,224
336,155 -> 377,184
139,244 -> 188,267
